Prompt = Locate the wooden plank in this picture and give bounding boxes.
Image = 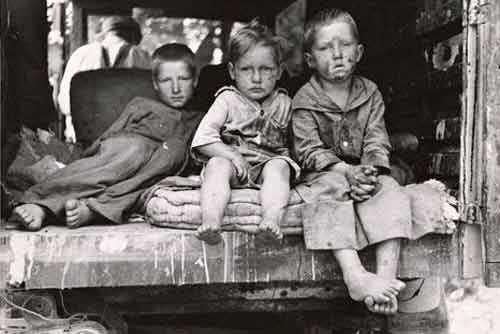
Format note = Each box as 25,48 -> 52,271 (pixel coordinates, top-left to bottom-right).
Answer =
482,0 -> 500,283
460,0 -> 483,224
0,224 -> 458,290
57,287 -> 385,329
461,223 -> 483,279
416,0 -> 462,35
75,0 -> 292,22
486,263 -> 500,287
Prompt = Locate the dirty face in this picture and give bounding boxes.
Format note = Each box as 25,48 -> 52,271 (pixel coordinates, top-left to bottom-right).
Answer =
153,60 -> 197,109
229,44 -> 282,102
305,21 -> 363,84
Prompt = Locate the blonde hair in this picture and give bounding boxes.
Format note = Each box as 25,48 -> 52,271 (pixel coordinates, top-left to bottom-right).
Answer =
228,19 -> 283,65
304,8 -> 359,53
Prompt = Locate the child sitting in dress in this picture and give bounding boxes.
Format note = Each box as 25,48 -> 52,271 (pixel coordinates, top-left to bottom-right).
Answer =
10,43 -> 204,230
292,9 -> 409,314
191,20 -> 300,245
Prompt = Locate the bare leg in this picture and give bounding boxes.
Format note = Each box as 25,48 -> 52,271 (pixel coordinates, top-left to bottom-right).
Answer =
10,204 -> 47,230
334,248 -> 404,314
365,238 -> 405,315
258,159 -> 290,240
65,199 -> 97,228
196,157 -> 235,245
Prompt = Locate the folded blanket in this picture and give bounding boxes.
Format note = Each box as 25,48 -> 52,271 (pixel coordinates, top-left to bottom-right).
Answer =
143,176 -> 458,236
144,176 -> 304,234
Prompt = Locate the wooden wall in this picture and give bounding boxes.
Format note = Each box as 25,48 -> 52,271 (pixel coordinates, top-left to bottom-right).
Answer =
482,0 -> 500,287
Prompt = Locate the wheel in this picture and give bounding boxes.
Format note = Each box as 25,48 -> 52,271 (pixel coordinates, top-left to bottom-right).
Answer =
22,293 -> 58,328
68,321 -> 108,334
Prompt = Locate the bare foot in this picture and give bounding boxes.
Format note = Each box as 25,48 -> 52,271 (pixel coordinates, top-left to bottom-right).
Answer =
196,224 -> 222,245
344,270 -> 406,305
364,294 -> 399,315
10,204 -> 46,230
258,219 -> 283,241
65,199 -> 95,228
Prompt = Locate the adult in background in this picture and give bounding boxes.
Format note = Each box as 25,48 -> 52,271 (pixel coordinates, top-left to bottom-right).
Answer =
57,16 -> 151,142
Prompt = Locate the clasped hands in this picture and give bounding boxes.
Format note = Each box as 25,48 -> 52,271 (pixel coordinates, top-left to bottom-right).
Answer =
230,153 -> 380,202
344,164 -> 380,202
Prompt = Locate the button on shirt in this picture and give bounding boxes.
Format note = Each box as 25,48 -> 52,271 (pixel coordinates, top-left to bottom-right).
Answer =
191,86 -> 293,164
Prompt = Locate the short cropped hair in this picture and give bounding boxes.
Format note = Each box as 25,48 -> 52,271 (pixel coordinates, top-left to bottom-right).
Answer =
152,43 -> 197,79
228,19 -> 283,65
304,9 -> 360,53
102,16 -> 142,45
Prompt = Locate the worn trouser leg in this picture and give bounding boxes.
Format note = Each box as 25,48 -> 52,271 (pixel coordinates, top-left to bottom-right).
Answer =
297,172 -> 411,250
21,136 -> 156,220
86,138 -> 188,223
355,175 -> 411,247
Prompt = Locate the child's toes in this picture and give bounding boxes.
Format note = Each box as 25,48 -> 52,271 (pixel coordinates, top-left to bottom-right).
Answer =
273,228 -> 283,240
390,279 -> 406,293
10,204 -> 45,230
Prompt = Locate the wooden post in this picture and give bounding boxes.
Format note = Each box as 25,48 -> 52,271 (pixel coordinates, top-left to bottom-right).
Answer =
481,0 -> 500,286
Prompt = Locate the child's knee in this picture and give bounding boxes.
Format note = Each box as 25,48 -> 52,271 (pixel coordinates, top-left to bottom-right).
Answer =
264,159 -> 290,178
205,157 -> 235,177
124,140 -> 149,155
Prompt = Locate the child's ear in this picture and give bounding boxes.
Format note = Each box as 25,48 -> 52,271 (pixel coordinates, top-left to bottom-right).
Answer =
193,72 -> 199,88
304,52 -> 315,69
152,78 -> 159,91
355,44 -> 364,62
228,62 -> 236,81
276,62 -> 284,80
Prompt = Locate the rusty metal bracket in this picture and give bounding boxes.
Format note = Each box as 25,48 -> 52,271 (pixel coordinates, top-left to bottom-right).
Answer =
465,203 -> 483,224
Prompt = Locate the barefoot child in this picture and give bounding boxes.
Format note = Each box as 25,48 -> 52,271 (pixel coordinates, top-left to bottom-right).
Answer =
10,43 -> 204,230
191,21 -> 301,245
292,9 -> 409,314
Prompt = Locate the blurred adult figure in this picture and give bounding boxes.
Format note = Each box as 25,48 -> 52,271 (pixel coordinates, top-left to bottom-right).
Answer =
58,16 -> 151,142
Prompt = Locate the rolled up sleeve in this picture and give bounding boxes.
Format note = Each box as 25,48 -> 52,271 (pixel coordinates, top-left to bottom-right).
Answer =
191,96 -> 228,154
292,109 -> 341,172
360,90 -> 391,171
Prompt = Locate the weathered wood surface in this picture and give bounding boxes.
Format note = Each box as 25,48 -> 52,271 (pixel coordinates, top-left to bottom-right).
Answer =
0,223 -> 458,290
486,263 -> 500,288
483,0 -> 500,285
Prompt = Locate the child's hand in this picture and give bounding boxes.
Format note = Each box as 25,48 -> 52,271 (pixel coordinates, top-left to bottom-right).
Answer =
345,165 -> 379,202
345,165 -> 377,185
230,154 -> 250,183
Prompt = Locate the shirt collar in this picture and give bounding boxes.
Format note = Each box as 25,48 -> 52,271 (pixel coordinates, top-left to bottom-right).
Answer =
296,75 -> 377,113
215,85 -> 288,112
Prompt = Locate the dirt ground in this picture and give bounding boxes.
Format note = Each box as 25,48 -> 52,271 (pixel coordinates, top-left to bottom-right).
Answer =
446,279 -> 500,334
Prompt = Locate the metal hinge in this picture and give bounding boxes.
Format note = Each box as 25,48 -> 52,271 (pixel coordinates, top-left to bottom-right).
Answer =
465,203 -> 483,224
467,2 -> 490,26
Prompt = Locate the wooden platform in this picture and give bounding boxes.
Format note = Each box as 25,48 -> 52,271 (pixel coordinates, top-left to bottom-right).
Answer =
0,223 -> 458,290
